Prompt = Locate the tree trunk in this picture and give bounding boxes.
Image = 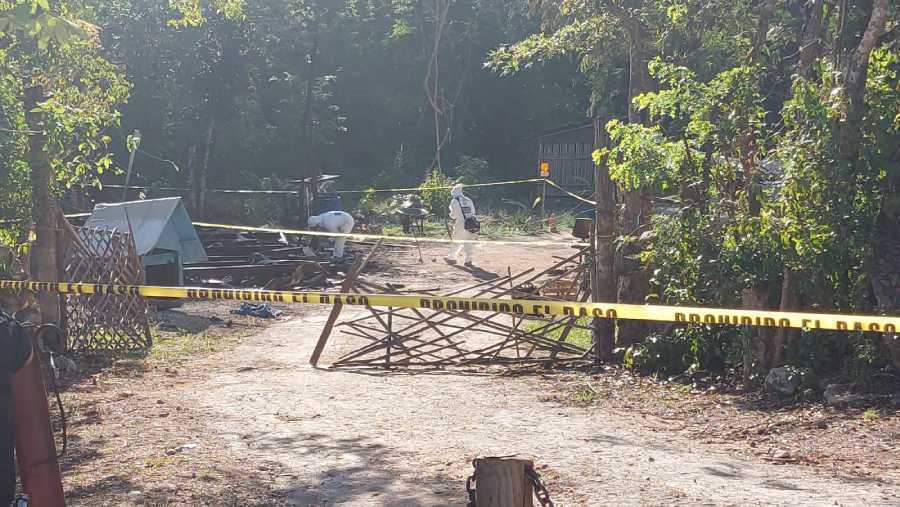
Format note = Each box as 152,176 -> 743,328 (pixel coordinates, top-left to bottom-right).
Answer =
741,287 -> 768,387
797,0 -> 827,78
300,22 -> 320,182
771,267 -> 799,367
738,127 -> 761,216
739,0 -> 777,216
839,0 -> 889,162
425,0 -> 451,174
616,195 -> 652,345
472,457 -> 534,507
617,17 -> 652,345
739,0 -> 778,373
24,86 -> 59,325
593,117 -> 617,362
626,20 -> 648,124
750,0 -> 778,65
186,143 -> 197,214
198,117 -> 215,220
832,0 -> 847,69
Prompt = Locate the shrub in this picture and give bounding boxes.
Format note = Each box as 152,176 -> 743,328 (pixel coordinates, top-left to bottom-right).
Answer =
625,326 -> 740,375
420,169 -> 456,220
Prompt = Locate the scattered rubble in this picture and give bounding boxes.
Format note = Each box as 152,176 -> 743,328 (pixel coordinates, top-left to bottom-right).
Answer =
764,367 -> 802,396
231,302 -> 283,319
823,384 -> 870,407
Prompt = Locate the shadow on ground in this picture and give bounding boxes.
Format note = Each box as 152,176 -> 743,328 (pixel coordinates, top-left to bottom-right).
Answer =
449,263 -> 500,281
66,465 -> 286,506
247,430 -> 465,506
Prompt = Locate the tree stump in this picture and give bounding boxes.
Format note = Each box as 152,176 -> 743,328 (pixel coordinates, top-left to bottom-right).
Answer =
473,457 -> 534,507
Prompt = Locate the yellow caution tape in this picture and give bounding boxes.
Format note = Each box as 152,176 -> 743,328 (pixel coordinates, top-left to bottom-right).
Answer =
94,178 -> 545,196
73,177 -> 590,200
0,212 -> 90,226
98,184 -> 300,196
193,222 -> 580,247
333,178 -> 546,194
544,180 -> 596,205
4,281 -> 899,332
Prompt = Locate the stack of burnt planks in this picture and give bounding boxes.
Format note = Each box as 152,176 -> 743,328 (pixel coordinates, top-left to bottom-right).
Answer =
187,228 -> 336,289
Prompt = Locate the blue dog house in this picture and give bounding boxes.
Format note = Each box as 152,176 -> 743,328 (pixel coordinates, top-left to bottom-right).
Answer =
83,197 -> 207,285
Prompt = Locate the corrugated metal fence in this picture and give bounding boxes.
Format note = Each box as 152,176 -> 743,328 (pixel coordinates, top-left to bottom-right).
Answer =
538,142 -> 594,192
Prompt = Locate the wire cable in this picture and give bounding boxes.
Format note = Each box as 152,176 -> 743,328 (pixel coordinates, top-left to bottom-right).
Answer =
47,352 -> 67,458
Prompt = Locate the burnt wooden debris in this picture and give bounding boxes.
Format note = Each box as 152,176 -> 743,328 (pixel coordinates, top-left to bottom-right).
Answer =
317,245 -> 594,368
189,228 -> 338,289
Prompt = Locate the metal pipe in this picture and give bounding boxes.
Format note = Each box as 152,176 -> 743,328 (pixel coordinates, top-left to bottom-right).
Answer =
122,129 -> 141,202
10,333 -> 65,507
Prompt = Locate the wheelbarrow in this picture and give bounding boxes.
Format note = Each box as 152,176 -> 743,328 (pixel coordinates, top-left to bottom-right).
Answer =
394,207 -> 430,236
394,207 -> 430,262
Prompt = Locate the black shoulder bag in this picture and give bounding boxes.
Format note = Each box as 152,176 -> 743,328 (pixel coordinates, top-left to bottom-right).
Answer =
455,197 -> 480,233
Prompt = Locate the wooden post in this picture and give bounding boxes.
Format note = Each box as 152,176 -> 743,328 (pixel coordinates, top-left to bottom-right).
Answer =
56,212 -> 69,335
297,188 -> 306,226
591,117 -> 617,363
309,240 -> 381,366
741,287 -> 764,390
540,179 -> 547,221
310,174 -> 319,217
386,307 -> 393,369
473,457 -> 534,507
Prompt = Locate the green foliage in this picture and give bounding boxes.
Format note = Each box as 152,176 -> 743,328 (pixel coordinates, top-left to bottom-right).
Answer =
645,210 -> 731,304
492,0 -> 900,378
452,156 -> 489,184
355,188 -> 381,217
0,1 -> 96,49
419,169 -> 455,220
168,0 -> 245,27
478,209 -> 545,237
521,317 -> 592,350
625,327 -> 740,375
602,120 -> 686,193
0,0 -> 129,251
569,383 -> 598,405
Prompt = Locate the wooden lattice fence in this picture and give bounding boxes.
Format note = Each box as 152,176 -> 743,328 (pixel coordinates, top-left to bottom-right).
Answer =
60,225 -> 152,351
318,245 -> 594,368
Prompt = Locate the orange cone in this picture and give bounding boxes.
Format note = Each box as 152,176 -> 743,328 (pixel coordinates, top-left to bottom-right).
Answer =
548,213 -> 558,233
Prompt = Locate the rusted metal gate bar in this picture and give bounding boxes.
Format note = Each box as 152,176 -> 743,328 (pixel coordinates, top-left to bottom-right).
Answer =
329,245 -> 593,368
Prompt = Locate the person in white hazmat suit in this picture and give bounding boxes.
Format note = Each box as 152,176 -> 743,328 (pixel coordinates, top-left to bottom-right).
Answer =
446,184 -> 476,266
308,210 -> 355,260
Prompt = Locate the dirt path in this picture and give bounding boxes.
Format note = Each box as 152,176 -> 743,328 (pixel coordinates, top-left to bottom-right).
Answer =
61,239 -> 900,505
174,309 -> 897,506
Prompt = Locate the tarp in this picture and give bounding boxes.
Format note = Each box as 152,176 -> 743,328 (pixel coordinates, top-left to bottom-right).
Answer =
83,197 -> 207,262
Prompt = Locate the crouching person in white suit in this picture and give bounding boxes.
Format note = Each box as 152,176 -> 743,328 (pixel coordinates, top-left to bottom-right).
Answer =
308,211 -> 355,260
